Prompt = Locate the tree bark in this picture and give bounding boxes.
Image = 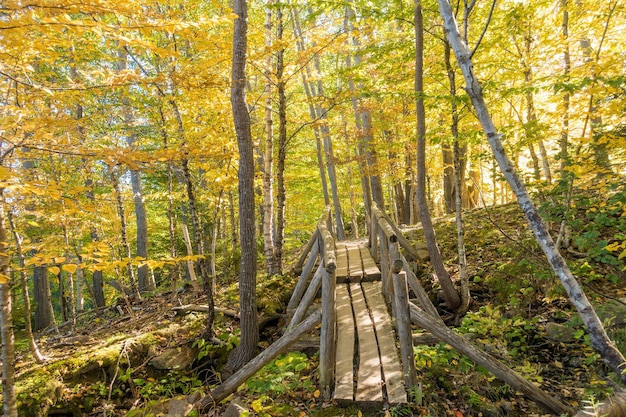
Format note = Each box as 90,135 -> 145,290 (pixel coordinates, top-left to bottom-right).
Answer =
0,195 -> 17,416
109,165 -> 142,301
438,0 -> 626,383
262,3 -> 278,276
415,0 -> 461,311
85,179 -> 106,308
225,0 -> 259,372
274,3 -> 286,275
33,265 -> 56,332
130,163 -> 151,291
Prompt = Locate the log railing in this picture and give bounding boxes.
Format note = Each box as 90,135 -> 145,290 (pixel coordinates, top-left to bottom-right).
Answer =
288,206 -> 336,399
370,202 -> 419,391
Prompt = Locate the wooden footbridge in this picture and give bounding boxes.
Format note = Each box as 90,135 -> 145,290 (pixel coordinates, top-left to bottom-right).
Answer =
199,204 -> 572,416
286,204 -> 432,406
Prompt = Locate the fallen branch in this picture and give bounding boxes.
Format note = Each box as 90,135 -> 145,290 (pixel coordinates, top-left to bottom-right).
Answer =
173,305 -> 239,319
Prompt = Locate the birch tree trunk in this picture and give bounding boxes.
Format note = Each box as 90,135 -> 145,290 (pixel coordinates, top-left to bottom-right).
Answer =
437,0 -> 626,383
443,35 -> 470,314
415,0 -> 461,311
556,0 -> 572,249
262,3 -> 278,276
226,0 -> 259,372
0,196 -> 17,417
274,3 -> 286,274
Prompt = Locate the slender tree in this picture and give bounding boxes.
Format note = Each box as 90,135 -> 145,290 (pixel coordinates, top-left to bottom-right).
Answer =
0,191 -> 17,416
226,0 -> 259,372
415,0 -> 461,311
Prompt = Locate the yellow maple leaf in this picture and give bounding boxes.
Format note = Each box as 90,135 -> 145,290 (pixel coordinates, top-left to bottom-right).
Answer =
62,264 -> 78,274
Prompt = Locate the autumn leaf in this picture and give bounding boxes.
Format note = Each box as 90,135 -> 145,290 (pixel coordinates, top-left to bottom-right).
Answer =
0,273 -> 10,285
62,264 -> 78,274
48,266 -> 61,275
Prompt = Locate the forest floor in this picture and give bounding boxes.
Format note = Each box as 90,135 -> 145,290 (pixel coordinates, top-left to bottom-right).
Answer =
13,191 -> 626,417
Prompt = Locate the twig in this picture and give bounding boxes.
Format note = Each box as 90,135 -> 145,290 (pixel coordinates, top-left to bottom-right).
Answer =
108,340 -> 129,402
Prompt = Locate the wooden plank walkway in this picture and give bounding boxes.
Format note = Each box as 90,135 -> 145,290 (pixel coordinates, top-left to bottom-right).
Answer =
334,279 -> 407,406
335,241 -> 381,283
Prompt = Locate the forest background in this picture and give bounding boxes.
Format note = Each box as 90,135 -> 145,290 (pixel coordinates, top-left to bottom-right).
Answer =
1,0 -> 626,415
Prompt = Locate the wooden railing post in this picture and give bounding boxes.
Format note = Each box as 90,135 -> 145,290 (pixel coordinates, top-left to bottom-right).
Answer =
379,225 -> 390,302
318,216 -> 337,401
392,269 -> 417,393
370,208 -> 379,263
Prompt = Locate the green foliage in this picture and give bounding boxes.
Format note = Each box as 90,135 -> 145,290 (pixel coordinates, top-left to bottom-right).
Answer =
459,305 -> 541,360
243,352 -> 317,416
542,184 -> 626,284
130,372 -> 203,400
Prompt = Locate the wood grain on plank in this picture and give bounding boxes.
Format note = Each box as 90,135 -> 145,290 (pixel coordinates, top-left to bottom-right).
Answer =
362,282 -> 407,405
347,243 -> 364,281
360,246 -> 381,281
350,283 -> 384,403
334,284 -> 355,402
335,243 -> 348,281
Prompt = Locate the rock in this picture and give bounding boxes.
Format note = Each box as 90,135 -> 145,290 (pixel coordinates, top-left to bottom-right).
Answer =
168,392 -> 201,416
223,397 -> 249,417
150,345 -> 196,370
545,322 -> 576,343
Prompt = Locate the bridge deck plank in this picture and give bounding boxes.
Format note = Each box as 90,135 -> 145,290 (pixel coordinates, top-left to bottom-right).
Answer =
350,283 -> 384,404
335,244 -> 348,282
347,244 -> 364,281
362,282 -> 407,405
361,246 -> 381,281
334,284 -> 355,402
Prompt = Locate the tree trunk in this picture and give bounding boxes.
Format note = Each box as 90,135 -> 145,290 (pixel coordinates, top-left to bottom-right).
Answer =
291,10 -> 330,207
523,32 -> 551,184
442,141 -> 454,213
33,266 -> 56,331
109,165 -> 142,301
226,0 -> 259,372
308,36 -> 344,239
130,167 -> 151,292
160,113 -> 182,300
556,0 -> 572,249
415,1 -> 461,311
0,195 -> 17,416
85,179 -> 106,308
118,49 -> 152,293
345,1 -> 384,210
438,0 -> 626,383
274,3 -> 286,274
443,34 -> 471,315
61,225 -> 76,332
262,3 -> 278,276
